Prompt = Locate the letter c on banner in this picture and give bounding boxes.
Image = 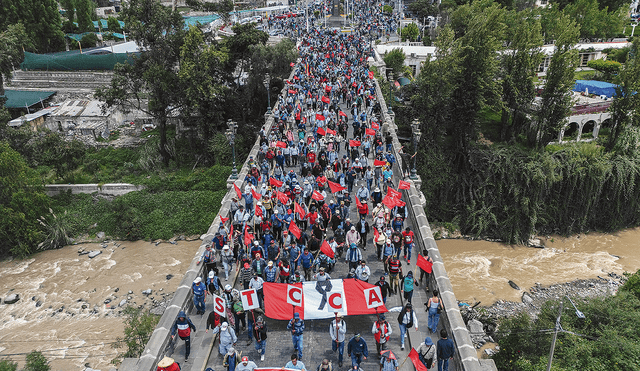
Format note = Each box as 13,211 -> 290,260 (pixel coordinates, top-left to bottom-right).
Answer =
328,292 -> 343,311
287,285 -> 303,306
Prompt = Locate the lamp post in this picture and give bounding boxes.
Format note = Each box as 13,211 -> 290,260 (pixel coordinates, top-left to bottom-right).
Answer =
387,68 -> 394,114
410,119 -> 421,179
546,296 -> 586,371
263,73 -> 271,114
369,28 -> 375,57
226,119 -> 238,180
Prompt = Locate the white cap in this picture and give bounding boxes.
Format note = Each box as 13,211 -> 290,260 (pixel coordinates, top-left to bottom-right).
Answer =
221,322 -> 229,330
209,271 -> 214,278
194,277 -> 202,283
223,244 -> 230,250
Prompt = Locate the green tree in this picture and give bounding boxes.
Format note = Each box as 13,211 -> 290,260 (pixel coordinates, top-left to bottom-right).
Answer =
408,0 -> 437,21
112,307 -> 160,360
0,24 -> 31,98
586,58 -> 621,81
383,48 -> 406,77
96,0 -> 186,167
563,0 -> 625,40
498,9 -> 544,142
0,142 -> 50,257
80,32 -> 98,48
607,39 -> 640,152
23,351 -> 50,371
107,16 -> 122,32
0,0 -> 65,53
76,0 -> 94,32
534,13 -> 580,147
0,360 -> 17,371
401,23 -> 420,42
383,5 -> 393,14
620,269 -> 640,300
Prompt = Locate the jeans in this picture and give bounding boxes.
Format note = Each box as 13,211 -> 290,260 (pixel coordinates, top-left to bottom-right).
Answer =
223,261 -> 231,280
399,323 -> 408,347
332,340 -> 344,363
428,307 -> 440,333
292,334 -> 304,359
248,318 -> 254,341
194,294 -> 205,313
256,339 -> 266,355
403,243 -> 413,261
404,290 -> 414,304
438,358 -> 449,371
350,353 -> 364,369
179,335 -> 191,358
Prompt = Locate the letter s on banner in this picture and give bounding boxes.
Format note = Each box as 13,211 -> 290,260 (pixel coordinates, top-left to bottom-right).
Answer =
327,292 -> 343,312
240,289 -> 260,310
287,285 -> 303,307
213,294 -> 226,316
364,287 -> 384,309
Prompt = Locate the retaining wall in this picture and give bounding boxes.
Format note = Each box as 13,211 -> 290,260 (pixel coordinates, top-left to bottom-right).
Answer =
44,183 -> 145,196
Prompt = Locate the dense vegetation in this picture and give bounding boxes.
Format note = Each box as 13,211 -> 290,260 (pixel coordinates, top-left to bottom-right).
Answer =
406,0 -> 640,243
493,269 -> 640,370
0,351 -> 51,371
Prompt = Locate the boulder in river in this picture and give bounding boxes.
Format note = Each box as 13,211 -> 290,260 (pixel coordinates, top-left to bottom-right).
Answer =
508,280 -> 521,290
88,251 -> 102,259
142,289 -> 152,296
4,294 -> 20,304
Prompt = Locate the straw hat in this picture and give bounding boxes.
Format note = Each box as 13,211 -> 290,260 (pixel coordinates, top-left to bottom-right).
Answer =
157,356 -> 175,368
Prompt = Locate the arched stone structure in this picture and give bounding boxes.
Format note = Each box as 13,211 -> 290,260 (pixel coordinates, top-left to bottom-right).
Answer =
557,112 -> 612,143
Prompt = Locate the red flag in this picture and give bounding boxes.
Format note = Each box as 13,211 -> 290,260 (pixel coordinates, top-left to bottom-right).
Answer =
288,89 -> 297,94
255,204 -> 263,217
338,111 -> 348,117
394,199 -> 406,207
288,220 -> 301,239
352,82 -> 357,87
312,190 -> 324,201
220,216 -> 229,223
387,188 -> 402,200
373,227 -> 379,242
408,348 -> 428,371
290,62 -> 295,67
269,177 -> 283,188
326,128 -> 337,135
251,188 -> 262,201
328,180 -> 346,193
373,159 -> 386,167
365,128 -> 376,136
368,71 -> 374,79
320,240 -> 335,259
371,122 -> 380,130
355,196 -> 362,208
317,127 -> 326,136
233,183 -> 242,200
276,141 -> 287,148
349,140 -> 361,147
321,96 -> 330,104
398,180 -> 411,190
316,176 -> 328,186
276,191 -> 289,205
294,201 -> 306,219
229,223 -> 234,239
325,85 -> 332,92
417,254 -> 433,274
244,226 -> 253,246
381,196 -> 396,209
316,114 -> 325,121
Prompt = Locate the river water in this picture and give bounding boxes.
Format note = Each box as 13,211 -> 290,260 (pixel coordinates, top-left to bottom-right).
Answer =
0,240 -> 200,370
438,228 -> 640,305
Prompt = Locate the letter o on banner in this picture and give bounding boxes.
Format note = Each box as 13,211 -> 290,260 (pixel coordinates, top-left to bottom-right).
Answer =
213,294 -> 226,316
327,292 -> 343,312
287,285 -> 303,306
364,287 -> 384,309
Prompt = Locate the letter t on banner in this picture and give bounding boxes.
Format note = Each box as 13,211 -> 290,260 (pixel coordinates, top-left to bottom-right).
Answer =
287,285 -> 303,307
212,294 -> 226,317
364,287 -> 384,309
240,289 -> 260,310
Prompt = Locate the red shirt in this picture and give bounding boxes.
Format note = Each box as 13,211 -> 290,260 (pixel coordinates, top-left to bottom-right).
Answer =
402,230 -> 414,245
307,152 -> 316,163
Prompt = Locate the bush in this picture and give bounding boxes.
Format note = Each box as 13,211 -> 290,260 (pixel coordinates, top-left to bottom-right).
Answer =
80,33 -> 98,48
0,360 -> 17,371
23,351 -> 50,371
112,307 -> 160,363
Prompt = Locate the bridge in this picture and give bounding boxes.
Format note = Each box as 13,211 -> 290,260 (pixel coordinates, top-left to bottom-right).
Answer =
551,102 -> 612,143
120,41 -> 497,371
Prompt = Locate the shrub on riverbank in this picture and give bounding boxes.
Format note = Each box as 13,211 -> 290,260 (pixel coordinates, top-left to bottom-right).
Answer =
421,142 -> 640,244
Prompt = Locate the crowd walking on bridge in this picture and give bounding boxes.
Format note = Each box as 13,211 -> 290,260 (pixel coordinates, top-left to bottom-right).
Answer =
158,0 -> 456,370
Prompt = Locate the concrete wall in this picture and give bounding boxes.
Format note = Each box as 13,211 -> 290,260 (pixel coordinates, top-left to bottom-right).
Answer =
44,183 -> 145,197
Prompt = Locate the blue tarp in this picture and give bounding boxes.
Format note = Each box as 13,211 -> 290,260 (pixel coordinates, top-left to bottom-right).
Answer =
574,80 -> 618,98
183,15 -> 220,27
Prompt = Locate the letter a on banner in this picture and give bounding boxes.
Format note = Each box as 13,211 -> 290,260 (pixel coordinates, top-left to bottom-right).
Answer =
364,287 -> 384,309
287,285 -> 303,306
240,289 -> 260,310
327,292 -> 343,312
212,294 -> 226,317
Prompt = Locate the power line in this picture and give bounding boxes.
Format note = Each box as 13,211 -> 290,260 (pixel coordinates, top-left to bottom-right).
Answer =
0,341 -> 119,357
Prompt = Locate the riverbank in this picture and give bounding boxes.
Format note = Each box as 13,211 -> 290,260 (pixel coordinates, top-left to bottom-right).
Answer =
0,239 -> 200,370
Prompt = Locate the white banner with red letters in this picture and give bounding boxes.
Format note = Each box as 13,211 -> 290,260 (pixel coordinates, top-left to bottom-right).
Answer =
264,279 -> 387,320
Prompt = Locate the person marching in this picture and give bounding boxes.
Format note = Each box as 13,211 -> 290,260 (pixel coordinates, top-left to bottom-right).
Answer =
416,337 -> 437,370
171,311 -> 196,362
192,277 -> 207,315
371,314 -> 392,355
397,303 -> 418,350
347,333 -> 369,370
379,350 -> 399,371
157,356 -> 180,371
287,312 -> 305,360
330,313 -> 347,367
223,347 -> 241,371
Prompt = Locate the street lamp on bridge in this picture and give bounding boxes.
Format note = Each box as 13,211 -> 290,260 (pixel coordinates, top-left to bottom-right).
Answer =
263,73 -> 272,115
387,68 -> 394,114
410,119 -> 422,179
225,119 -> 239,180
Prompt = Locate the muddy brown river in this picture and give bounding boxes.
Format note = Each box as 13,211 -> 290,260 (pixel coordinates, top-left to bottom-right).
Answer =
0,240 -> 200,370
438,228 -> 640,305
1,229 -> 639,369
